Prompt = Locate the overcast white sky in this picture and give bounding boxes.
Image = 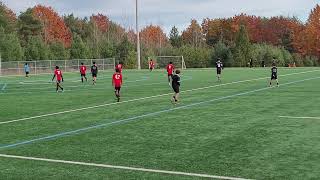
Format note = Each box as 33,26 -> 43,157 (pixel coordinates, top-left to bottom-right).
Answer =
2,0 -> 319,34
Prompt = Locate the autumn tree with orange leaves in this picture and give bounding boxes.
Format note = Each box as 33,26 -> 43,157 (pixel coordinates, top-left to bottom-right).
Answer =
140,25 -> 168,49
33,5 -> 72,47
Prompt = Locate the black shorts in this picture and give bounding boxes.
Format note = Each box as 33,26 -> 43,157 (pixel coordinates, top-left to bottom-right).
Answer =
115,87 -> 121,91
81,73 -> 86,77
172,85 -> 180,93
26,72 -> 29,75
271,74 -> 277,80
217,68 -> 222,75
92,73 -> 97,77
168,74 -> 173,78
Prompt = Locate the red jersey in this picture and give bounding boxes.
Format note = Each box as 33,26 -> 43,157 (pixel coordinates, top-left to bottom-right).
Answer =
116,64 -> 123,73
80,65 -> 86,74
54,69 -> 63,81
149,61 -> 155,69
112,73 -> 123,87
166,64 -> 175,75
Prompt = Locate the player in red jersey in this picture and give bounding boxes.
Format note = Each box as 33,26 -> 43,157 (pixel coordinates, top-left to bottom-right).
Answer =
52,66 -> 64,92
149,59 -> 155,72
79,63 -> 87,83
115,62 -> 123,73
112,68 -> 123,102
166,62 -> 175,84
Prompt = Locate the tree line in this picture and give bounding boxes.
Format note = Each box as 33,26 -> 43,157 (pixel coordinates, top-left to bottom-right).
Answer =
0,2 -> 319,68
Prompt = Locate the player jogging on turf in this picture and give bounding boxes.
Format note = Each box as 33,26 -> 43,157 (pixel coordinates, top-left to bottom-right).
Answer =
112,68 -> 123,102
91,62 -> 98,85
80,63 -> 87,83
171,70 -> 181,104
269,63 -> 279,87
149,59 -> 155,72
115,62 -> 123,74
166,62 -> 175,85
52,66 -> 64,92
216,58 -> 223,81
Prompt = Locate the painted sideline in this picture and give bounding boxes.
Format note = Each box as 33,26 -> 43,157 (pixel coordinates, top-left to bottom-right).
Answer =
0,154 -> 252,180
279,116 -> 320,120
1,76 -> 319,150
1,69 -> 319,125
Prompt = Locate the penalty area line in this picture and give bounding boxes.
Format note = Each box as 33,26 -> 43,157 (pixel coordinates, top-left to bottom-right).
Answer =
0,154 -> 253,180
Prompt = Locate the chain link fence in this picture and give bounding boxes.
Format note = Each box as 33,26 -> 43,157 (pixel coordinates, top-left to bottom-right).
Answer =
0,58 -> 115,76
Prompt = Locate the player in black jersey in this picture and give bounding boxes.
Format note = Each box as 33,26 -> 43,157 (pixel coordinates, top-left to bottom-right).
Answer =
216,58 -> 223,81
171,70 -> 181,104
91,62 -> 98,85
269,63 -> 279,87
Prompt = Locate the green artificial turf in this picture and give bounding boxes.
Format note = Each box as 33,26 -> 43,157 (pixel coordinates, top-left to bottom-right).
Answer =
0,67 -> 319,180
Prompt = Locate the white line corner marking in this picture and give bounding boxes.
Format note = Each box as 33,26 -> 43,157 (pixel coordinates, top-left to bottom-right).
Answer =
0,154 -> 252,180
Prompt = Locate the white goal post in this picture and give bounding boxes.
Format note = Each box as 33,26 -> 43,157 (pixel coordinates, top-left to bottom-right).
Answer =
148,56 -> 186,70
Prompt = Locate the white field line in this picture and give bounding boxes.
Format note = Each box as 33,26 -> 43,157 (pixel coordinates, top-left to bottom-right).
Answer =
0,154 -> 253,180
279,116 -> 320,120
1,83 -> 7,91
1,69 -> 319,125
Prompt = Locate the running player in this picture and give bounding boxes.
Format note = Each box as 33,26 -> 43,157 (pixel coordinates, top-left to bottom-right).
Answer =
80,63 -> 87,83
52,66 -> 64,92
171,70 -> 181,104
116,62 -> 123,73
269,63 -> 279,87
166,62 -> 175,85
112,68 -> 123,102
216,58 -> 223,81
149,59 -> 155,72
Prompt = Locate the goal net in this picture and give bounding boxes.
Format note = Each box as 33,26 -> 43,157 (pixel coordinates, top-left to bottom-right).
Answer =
149,56 -> 186,70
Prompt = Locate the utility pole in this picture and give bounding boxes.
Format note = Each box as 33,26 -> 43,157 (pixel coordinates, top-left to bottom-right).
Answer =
136,0 -> 141,69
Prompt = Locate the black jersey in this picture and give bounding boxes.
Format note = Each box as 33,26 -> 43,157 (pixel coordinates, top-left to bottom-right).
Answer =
271,67 -> 277,75
216,61 -> 223,69
271,66 -> 278,80
172,74 -> 181,87
91,65 -> 98,74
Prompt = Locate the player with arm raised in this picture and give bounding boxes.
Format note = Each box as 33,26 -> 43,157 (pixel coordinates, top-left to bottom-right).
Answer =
112,68 -> 123,102
52,66 -> 64,93
269,63 -> 279,87
216,58 -> 223,82
91,62 -> 98,85
149,59 -> 155,72
80,63 -> 87,83
171,70 -> 181,104
166,62 -> 175,85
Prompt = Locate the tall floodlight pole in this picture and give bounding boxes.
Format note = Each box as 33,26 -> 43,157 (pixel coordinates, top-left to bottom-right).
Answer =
136,0 -> 141,69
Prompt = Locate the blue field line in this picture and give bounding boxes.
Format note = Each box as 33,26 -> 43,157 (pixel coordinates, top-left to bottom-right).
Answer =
0,76 -> 319,150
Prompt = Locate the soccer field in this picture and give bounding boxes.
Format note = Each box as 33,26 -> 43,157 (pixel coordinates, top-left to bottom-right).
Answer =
0,68 -> 320,180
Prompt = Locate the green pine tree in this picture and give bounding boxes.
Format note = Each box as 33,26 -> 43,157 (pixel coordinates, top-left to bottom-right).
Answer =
233,25 -> 252,67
